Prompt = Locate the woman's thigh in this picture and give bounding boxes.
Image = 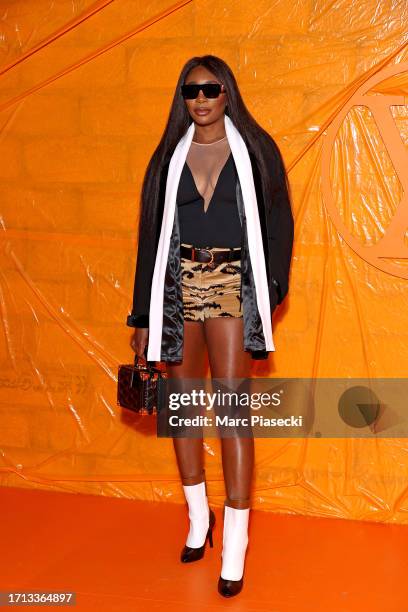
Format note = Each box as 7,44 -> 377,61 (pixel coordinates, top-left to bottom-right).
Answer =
203,317 -> 252,378
166,320 -> 207,378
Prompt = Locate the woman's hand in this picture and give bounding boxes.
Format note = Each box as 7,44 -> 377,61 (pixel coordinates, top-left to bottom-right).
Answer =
131,328 -> 149,357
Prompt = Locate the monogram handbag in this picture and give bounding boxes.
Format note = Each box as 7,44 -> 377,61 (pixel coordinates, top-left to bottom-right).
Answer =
117,350 -> 168,415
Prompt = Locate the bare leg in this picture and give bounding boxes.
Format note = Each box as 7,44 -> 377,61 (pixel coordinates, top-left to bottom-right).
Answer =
168,321 -> 214,555
204,317 -> 254,510
167,320 -> 207,485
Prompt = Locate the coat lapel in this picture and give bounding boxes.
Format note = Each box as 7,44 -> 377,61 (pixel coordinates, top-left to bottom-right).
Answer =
147,123 -> 195,360
224,115 -> 274,352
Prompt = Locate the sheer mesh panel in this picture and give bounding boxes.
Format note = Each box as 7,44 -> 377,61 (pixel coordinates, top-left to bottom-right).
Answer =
186,136 -> 231,213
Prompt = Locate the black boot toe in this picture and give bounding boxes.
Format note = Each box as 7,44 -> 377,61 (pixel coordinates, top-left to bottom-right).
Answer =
218,576 -> 243,597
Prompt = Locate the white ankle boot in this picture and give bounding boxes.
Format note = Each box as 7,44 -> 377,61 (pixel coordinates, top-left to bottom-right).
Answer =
220,505 -> 249,581
182,481 -> 210,548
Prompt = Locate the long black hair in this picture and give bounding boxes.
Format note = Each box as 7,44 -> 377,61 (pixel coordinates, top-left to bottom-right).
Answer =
138,54 -> 290,238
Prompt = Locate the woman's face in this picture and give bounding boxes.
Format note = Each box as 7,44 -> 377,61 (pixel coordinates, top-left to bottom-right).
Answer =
183,66 -> 227,126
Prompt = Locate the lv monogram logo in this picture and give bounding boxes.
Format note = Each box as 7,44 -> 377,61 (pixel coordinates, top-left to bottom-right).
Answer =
322,62 -> 408,279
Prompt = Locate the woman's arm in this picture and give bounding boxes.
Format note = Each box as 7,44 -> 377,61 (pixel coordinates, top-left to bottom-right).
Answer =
267,146 -> 294,305
126,162 -> 169,329
126,224 -> 157,329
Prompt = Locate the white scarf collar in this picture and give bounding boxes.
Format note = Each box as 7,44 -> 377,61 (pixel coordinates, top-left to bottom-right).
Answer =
147,113 -> 273,360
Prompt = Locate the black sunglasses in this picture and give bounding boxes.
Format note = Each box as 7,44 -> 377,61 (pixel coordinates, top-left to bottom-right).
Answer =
181,83 -> 225,99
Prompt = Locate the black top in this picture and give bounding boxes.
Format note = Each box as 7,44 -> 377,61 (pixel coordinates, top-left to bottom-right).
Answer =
176,152 -> 242,248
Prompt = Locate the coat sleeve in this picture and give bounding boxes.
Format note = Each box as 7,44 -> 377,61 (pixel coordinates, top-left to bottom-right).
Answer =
267,145 -> 294,305
126,222 -> 156,329
126,164 -> 168,329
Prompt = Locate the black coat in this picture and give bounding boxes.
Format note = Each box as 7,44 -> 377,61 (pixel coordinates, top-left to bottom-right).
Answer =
126,146 -> 294,361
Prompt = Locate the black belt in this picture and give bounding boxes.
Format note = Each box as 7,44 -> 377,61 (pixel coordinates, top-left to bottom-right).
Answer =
180,244 -> 241,265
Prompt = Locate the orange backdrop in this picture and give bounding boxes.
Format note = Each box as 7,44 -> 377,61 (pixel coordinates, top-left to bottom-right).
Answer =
1,0 -> 407,524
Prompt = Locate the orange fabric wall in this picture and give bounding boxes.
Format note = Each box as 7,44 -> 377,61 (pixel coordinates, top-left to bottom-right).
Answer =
1,0 -> 407,523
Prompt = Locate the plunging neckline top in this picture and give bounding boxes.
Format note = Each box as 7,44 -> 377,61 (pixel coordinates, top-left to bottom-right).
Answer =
187,135 -> 230,214
176,135 -> 242,248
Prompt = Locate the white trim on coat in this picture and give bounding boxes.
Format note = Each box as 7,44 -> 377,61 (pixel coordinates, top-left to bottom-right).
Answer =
147,114 -> 274,361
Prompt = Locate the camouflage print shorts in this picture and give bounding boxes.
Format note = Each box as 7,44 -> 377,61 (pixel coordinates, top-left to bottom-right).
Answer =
180,243 -> 243,322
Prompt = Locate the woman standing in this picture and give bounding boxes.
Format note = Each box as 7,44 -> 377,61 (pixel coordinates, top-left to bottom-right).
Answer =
127,55 -> 294,598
